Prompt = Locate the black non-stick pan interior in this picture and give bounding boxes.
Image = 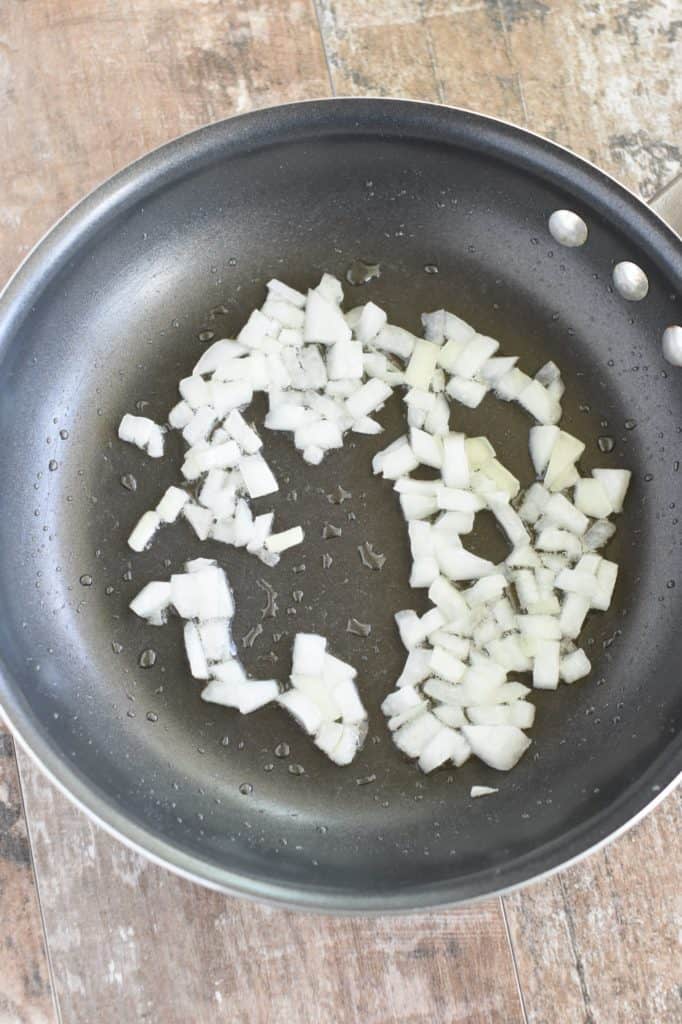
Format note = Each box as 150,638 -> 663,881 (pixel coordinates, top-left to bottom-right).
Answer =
0,101 -> 680,910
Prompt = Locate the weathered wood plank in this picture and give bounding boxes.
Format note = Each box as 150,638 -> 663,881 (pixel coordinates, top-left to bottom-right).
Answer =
0,729 -> 56,1024
504,790 -> 682,1024
17,752 -> 525,1024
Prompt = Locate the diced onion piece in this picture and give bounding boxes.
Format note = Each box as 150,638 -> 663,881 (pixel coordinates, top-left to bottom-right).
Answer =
223,409 -> 262,453
327,338 -> 364,380
544,493 -> 589,535
559,648 -> 591,683
198,619 -> 232,663
393,712 -> 442,758
480,356 -> 517,383
264,526 -> 304,554
400,493 -> 439,521
409,428 -> 443,469
346,379 -> 392,420
405,340 -> 440,389
128,510 -> 160,552
354,302 -> 387,344
418,726 -> 469,773
118,413 -> 165,458
371,324 -> 417,359
446,377 -> 488,408
489,498 -> 529,547
237,680 -> 280,713
329,724 -> 364,765
184,621 -> 209,680
517,379 -> 560,424
559,593 -> 590,639
592,559 -> 618,611
429,646 -> 466,683
168,401 -> 193,430
292,633 -> 327,677
410,556 -> 440,588
532,639 -> 560,689
518,614 -> 561,640
495,368 -> 532,401
428,576 -> 470,619
519,482 -> 550,524
437,547 -> 496,582
333,677 -> 366,724
573,478 -> 613,518
277,689 -> 323,735
436,487 -> 484,513
267,278 -> 306,308
129,581 -> 171,621
452,334 -> 499,378
239,453 -> 278,499
156,486 -> 189,523
592,468 -> 631,513
583,519 -> 616,551
262,298 -> 305,329
170,566 -> 233,620
545,431 -> 585,491
291,674 -> 341,722
466,574 -> 507,607
396,648 -> 432,688
304,289 -> 351,345
555,568 -> 598,598
461,725 -> 531,770
529,425 -> 560,476
535,527 -> 583,558
471,785 -> 499,798
183,502 -> 213,541
382,686 -> 422,717
433,704 -> 467,728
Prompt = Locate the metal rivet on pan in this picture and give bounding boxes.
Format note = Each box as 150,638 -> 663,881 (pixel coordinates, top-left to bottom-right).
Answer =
662,325 -> 682,366
548,210 -> 588,247
612,261 -> 649,301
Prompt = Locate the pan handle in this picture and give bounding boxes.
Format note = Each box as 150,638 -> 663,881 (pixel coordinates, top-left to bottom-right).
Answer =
649,172 -> 682,238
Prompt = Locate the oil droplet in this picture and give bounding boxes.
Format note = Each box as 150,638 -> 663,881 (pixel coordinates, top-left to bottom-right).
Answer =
424,264 -> 439,275
316,824 -> 328,834
221,735 -> 230,747
242,623 -> 263,648
138,648 -> 157,668
322,522 -> 342,539
292,590 -> 303,603
48,460 -> 58,472
328,484 -> 352,504
347,618 -> 372,637
126,710 -> 136,718
624,419 -> 637,430
122,569 -> 133,582
120,473 -> 137,491
346,259 -> 381,286
597,436 -> 615,453
59,429 -> 69,440
321,553 -> 333,569
288,763 -> 305,776
355,774 -> 377,786
79,574 -> 93,586
607,358 -> 615,367
274,742 -> 290,758
666,580 -> 675,589
111,641 -> 123,654
579,403 -> 591,413
228,257 -> 237,267
146,711 -> 158,723
239,782 -> 253,795
198,330 -> 215,343
674,461 -> 680,472
263,763 -> 274,772
105,585 -> 115,596
644,473 -> 653,482
357,541 -> 386,571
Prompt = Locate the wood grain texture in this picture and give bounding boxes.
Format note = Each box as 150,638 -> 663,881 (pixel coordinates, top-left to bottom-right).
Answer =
0,729 -> 55,1024
17,753 -> 525,1024
504,789 -> 682,1024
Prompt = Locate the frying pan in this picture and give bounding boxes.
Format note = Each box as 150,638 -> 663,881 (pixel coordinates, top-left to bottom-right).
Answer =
0,99 -> 680,913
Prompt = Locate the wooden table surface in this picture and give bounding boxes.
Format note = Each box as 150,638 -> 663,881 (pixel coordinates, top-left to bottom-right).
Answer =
1,2 -> 681,1022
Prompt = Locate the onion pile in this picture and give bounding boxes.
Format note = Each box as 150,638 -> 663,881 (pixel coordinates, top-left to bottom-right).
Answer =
120,272 -> 631,777
130,559 -> 366,765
